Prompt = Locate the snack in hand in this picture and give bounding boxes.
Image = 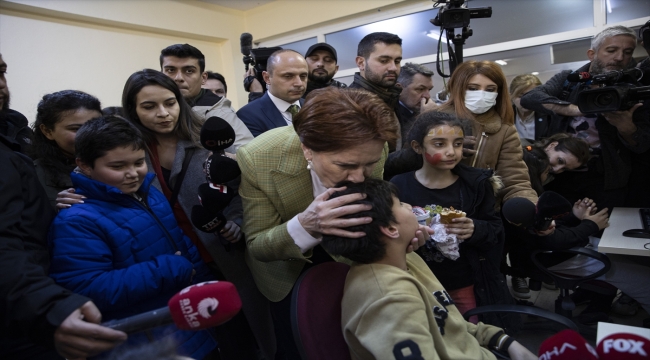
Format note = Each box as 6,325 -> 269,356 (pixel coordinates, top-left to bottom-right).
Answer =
439,206 -> 466,224
412,206 -> 430,226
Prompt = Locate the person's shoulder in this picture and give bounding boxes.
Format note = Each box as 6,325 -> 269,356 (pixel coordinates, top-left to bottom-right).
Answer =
346,261 -> 421,297
3,109 -> 29,127
240,126 -> 297,155
389,171 -> 416,185
238,92 -> 270,112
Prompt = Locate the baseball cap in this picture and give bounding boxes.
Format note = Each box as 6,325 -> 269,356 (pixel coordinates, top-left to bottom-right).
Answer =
304,43 -> 338,62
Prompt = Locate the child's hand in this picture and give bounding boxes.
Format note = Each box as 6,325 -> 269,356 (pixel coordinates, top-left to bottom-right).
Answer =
446,217 -> 474,240
535,220 -> 556,236
573,197 -> 596,219
507,340 -> 537,360
407,225 -> 433,253
584,207 -> 609,230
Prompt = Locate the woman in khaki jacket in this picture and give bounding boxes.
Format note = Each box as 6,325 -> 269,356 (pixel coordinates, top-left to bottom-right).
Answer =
440,61 -> 538,205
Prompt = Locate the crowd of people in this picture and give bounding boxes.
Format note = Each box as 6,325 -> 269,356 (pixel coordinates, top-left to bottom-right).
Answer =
1,20 -> 649,360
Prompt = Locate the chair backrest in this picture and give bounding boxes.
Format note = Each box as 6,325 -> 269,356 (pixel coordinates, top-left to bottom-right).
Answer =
530,247 -> 612,290
290,262 -> 352,360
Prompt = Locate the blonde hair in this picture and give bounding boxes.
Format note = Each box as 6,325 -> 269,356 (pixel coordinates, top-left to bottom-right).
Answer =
509,74 -> 542,98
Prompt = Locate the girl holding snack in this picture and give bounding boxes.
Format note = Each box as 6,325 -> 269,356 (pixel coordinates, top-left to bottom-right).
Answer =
390,111 -> 509,325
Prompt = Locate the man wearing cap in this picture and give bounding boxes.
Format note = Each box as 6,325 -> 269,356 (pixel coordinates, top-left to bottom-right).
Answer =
303,43 -> 346,98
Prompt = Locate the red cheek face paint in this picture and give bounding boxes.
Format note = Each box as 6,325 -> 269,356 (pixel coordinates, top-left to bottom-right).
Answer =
425,153 -> 442,165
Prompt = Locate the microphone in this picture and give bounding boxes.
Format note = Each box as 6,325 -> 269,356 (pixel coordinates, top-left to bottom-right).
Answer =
538,329 -> 598,360
534,191 -> 572,231
502,197 -> 536,227
200,117 -> 236,152
205,154 -> 241,185
240,33 -> 253,56
567,72 -> 592,82
502,192 -> 572,232
191,205 -> 226,233
101,281 -> 242,333
598,333 -> 649,359
198,183 -> 235,214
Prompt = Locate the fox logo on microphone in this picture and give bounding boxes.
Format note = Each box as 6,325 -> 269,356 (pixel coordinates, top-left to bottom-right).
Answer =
597,333 -> 649,359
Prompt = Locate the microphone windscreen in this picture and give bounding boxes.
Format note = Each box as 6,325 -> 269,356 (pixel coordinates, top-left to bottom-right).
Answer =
168,281 -> 242,330
198,183 -> 235,213
598,333 -> 650,359
502,197 -> 536,227
538,329 -> 598,360
240,32 -> 253,56
534,191 -> 572,231
200,117 -> 236,152
205,154 -> 241,184
191,205 -> 226,233
566,71 -> 592,82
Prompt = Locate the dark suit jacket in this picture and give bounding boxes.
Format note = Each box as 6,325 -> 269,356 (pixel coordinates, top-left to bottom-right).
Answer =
237,92 -> 304,137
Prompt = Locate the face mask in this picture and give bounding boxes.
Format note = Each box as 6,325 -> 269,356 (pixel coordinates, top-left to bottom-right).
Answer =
464,90 -> 498,114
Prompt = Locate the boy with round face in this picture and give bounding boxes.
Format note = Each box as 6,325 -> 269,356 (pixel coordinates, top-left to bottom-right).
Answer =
321,179 -> 535,360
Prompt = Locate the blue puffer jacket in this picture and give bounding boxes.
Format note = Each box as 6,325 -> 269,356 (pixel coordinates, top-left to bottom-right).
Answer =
48,172 -> 216,358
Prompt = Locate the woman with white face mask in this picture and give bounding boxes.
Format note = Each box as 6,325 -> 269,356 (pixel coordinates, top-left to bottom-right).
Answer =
439,60 -> 538,205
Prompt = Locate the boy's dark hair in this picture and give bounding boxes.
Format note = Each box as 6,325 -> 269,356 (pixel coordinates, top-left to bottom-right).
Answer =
159,43 -> 205,72
357,32 -> 402,58
321,179 -> 399,264
407,110 -> 468,148
206,71 -> 227,93
75,115 -> 146,168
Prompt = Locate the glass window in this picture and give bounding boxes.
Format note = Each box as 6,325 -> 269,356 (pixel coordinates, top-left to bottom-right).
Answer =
606,0 -> 650,23
327,0 -> 594,70
277,37 -> 318,56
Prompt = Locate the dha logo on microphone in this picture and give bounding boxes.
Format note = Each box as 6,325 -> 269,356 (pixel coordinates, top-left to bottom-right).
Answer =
602,338 -> 647,356
205,138 -> 233,148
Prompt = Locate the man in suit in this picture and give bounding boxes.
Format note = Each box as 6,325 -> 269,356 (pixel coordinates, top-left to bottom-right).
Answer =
396,62 -> 435,146
237,49 -> 308,137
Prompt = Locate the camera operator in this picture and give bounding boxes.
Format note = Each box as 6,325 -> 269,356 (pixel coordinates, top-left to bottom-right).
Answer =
637,20 -> 650,86
521,25 -> 650,212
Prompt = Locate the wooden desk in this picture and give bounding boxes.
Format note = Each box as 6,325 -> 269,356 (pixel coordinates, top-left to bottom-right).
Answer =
599,208 -> 650,257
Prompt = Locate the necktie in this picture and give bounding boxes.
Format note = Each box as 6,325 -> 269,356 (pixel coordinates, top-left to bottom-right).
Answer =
287,104 -> 300,117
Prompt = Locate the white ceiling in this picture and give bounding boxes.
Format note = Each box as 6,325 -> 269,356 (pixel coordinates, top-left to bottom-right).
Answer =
198,0 -> 276,11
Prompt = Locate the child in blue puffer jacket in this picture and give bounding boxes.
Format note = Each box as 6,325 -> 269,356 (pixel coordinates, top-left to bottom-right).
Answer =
47,116 -> 218,359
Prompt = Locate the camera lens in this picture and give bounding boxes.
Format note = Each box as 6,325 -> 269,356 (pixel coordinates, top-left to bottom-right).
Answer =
594,93 -> 614,107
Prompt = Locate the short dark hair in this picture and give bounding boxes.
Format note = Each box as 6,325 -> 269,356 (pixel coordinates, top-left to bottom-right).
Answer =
160,43 -> 205,72
206,71 -> 227,94
266,49 -> 304,75
321,179 -> 398,264
397,62 -> 433,88
357,32 -> 402,58
75,115 -> 146,168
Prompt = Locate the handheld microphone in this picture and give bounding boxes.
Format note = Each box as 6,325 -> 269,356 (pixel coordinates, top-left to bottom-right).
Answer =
534,191 -> 572,231
198,183 -> 235,214
205,154 -> 241,185
200,117 -> 236,152
191,205 -> 226,233
538,329 -> 598,360
598,333 -> 649,359
567,72 -> 592,82
101,281 -> 242,333
240,33 -> 253,56
502,198 -> 536,227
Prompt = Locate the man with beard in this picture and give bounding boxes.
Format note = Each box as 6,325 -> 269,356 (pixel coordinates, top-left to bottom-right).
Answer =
237,50 -> 308,137
0,54 -> 33,154
303,43 -> 346,97
349,32 -> 403,111
395,62 -> 435,145
160,44 -> 253,153
521,25 -> 650,212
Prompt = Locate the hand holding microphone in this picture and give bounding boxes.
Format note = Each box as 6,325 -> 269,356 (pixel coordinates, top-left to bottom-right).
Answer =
101,281 -> 242,334
502,191 -> 572,233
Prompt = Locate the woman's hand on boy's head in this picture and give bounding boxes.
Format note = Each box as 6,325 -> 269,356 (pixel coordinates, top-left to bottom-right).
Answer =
572,198 -> 596,219
446,217 -> 475,240
298,187 -> 372,239
56,188 -> 86,210
406,225 -> 433,253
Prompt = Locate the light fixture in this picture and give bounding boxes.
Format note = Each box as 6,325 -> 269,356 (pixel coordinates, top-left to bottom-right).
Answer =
531,71 -> 539,75
495,60 -> 507,66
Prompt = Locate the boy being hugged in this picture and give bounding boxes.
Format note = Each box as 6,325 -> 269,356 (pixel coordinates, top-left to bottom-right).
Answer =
47,116 -> 217,358
321,179 -> 535,360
